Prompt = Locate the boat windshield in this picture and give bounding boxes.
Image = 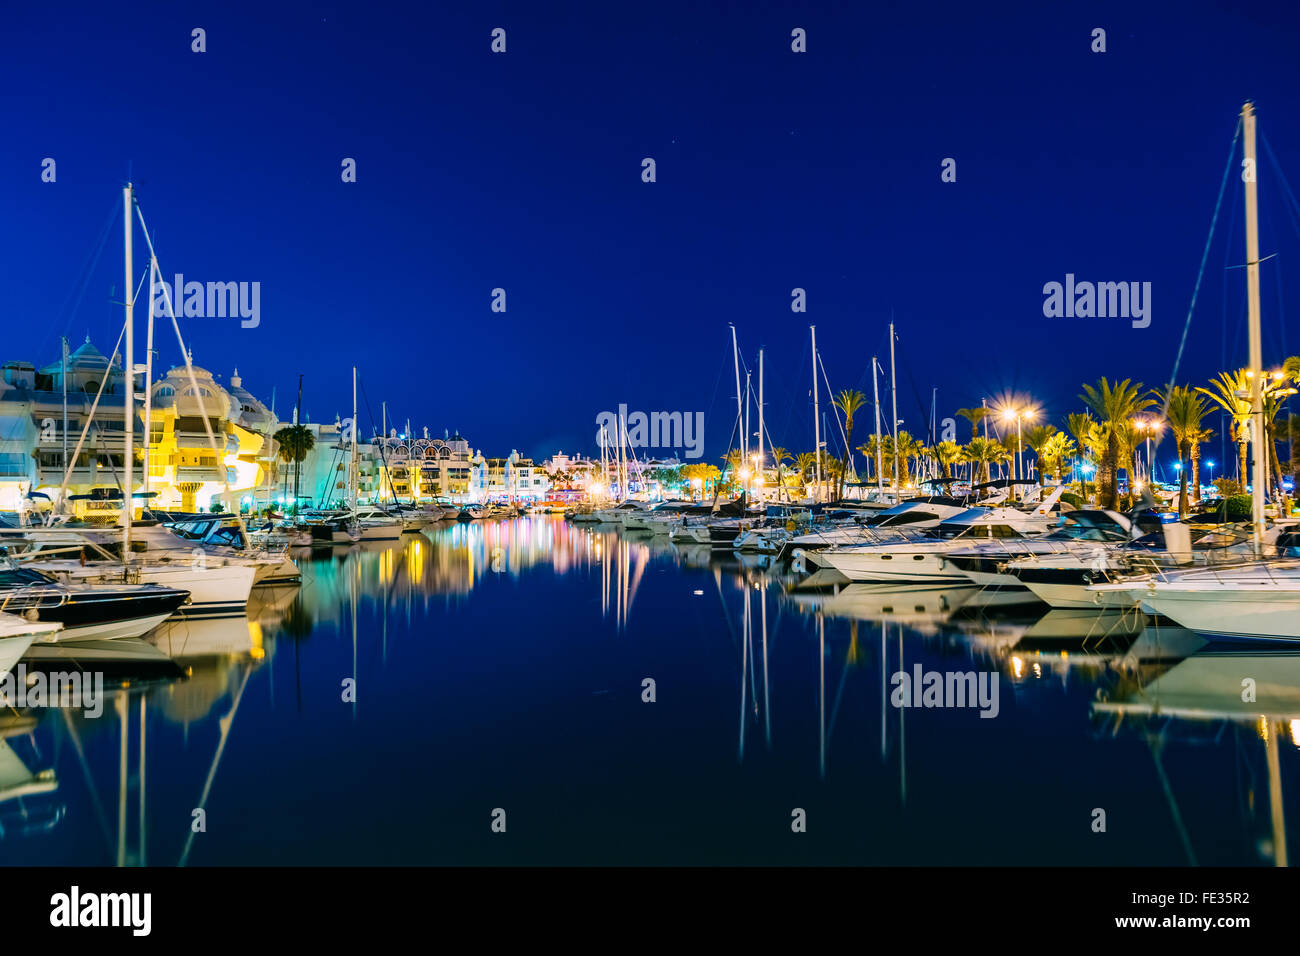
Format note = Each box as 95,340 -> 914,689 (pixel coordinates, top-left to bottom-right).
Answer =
934,522 -> 1026,540
1044,523 -> 1128,542
0,566 -> 56,588
869,511 -> 939,528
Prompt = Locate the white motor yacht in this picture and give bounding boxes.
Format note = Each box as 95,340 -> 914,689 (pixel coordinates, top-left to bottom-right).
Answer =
1094,560 -> 1300,641
798,491 -> 1063,584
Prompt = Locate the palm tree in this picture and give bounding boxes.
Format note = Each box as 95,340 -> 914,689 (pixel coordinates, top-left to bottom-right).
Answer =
1065,412 -> 1096,500
856,436 -> 882,482
1199,370 -> 1253,492
795,452 -> 818,488
1189,424 -> 1214,505
964,436 -> 1005,485
1024,424 -> 1058,480
1080,378 -> 1156,509
1037,432 -> 1077,483
955,406 -> 989,441
832,389 -> 868,498
890,431 -> 925,486
931,440 -> 964,480
272,424 -> 315,514
1162,385 -> 1210,518
1287,416 -> 1300,479
768,446 -> 792,498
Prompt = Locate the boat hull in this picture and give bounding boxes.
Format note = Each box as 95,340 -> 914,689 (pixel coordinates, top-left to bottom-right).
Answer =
1134,586 -> 1300,641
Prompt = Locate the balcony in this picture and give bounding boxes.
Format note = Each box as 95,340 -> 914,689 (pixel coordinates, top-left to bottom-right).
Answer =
176,431 -> 239,452
175,466 -> 224,483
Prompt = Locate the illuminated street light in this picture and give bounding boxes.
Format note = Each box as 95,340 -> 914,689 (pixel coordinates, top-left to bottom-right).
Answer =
1000,405 -> 1038,485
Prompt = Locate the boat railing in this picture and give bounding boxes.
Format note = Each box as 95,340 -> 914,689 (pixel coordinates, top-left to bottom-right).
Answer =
0,582 -> 70,615
1136,556 -> 1300,587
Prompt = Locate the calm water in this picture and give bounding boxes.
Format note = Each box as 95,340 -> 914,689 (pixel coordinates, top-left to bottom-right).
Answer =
3,516 -> 1297,866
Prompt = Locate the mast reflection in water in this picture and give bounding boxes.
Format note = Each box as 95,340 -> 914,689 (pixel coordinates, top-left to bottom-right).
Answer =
2,516 -> 1297,865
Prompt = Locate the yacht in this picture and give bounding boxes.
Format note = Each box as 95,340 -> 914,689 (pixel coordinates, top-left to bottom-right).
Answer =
795,492 -> 1063,584
1092,560 -> 1300,641
944,509 -> 1136,587
141,514 -> 302,585
591,501 -> 652,524
350,505 -> 406,539
0,560 -> 190,641
774,496 -> 972,562
1008,522 -> 1264,609
0,612 -> 63,679
4,524 -> 257,616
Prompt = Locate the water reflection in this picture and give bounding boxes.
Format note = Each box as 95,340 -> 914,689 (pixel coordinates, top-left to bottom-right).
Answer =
2,516 -> 1298,865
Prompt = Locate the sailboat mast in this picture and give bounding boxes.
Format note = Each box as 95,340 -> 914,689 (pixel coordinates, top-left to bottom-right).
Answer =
872,356 -> 883,490
758,348 -> 765,494
889,322 -> 899,491
61,336 -> 68,491
1242,101 -> 1268,553
618,410 -> 627,501
123,184 -> 134,555
730,324 -> 744,467
811,325 -> 821,501
351,366 -> 358,514
142,256 -> 156,499
744,371 -> 751,464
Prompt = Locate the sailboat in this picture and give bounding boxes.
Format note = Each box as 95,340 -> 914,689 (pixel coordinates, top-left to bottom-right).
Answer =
1091,103 -> 1300,640
19,184 -> 257,616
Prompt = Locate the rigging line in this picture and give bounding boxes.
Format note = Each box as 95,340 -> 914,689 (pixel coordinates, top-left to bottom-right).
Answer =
357,379 -> 403,504
703,348 -> 728,450
56,323 -> 125,504
816,351 -> 851,462
776,337 -> 810,454
40,196 -> 120,362
136,202 -> 250,547
1261,133 -> 1300,242
1257,196 -> 1285,362
1164,118 -> 1242,396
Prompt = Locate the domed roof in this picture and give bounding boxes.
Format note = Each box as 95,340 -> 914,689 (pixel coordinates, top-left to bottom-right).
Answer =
226,368 -> 275,431
151,363 -> 232,419
38,336 -> 120,375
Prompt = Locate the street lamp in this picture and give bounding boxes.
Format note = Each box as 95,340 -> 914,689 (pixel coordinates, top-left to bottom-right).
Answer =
1001,406 -> 1036,486
1134,418 -> 1162,483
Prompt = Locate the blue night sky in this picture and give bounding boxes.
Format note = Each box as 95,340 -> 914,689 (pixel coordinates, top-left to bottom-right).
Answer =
4,1 -> 1300,465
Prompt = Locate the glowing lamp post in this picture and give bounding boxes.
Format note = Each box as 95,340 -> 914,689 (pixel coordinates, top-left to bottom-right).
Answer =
1001,406 -> 1036,486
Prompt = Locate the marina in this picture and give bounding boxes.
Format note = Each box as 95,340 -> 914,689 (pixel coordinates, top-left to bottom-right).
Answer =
9,2 -> 1300,932
3,516 -> 1299,866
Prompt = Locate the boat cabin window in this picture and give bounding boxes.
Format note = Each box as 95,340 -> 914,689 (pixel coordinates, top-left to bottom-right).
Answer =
0,566 -> 55,587
872,511 -> 937,527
